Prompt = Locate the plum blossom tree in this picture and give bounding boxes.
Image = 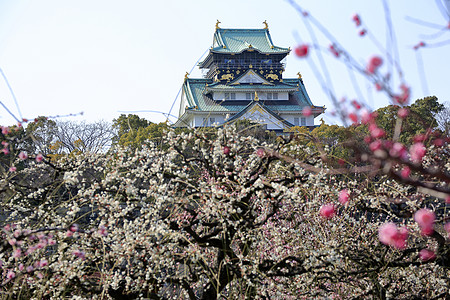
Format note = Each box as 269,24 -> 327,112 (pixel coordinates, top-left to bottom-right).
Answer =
0,124 -> 449,299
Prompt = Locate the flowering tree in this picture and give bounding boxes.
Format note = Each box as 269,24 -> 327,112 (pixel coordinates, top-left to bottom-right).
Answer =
1,123 -> 449,299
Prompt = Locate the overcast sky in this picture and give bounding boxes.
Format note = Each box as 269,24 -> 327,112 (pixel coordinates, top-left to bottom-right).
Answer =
0,0 -> 449,126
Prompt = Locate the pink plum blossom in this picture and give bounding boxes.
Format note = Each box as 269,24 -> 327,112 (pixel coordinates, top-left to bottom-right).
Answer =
389,142 -> 407,159
37,259 -> 48,268
223,146 -> 230,155
69,224 -> 79,232
419,249 -> 436,261
319,204 -> 335,219
36,153 -> 44,162
1,126 -> 10,135
256,148 -> 265,158
378,223 -> 408,250
18,152 -> 28,160
98,225 -> 108,237
369,123 -> 385,139
9,166 -> 17,172
414,209 -> 435,236
73,250 -> 86,260
409,143 -> 426,163
338,189 -> 349,205
13,248 -> 22,258
6,270 -> 15,280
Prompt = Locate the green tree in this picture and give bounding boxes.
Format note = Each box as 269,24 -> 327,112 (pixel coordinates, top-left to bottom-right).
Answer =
112,114 -> 152,145
375,96 -> 444,144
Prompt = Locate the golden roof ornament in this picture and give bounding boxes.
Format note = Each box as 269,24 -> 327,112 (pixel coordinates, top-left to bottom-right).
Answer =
184,72 -> 189,80
263,20 -> 268,29
254,91 -> 259,101
297,72 -> 302,79
215,20 -> 221,29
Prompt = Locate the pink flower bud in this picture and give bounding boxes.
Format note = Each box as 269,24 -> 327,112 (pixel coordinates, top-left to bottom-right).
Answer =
375,82 -> 383,91
351,100 -> 361,110
419,249 -> 436,261
319,204 -> 335,219
352,14 -> 361,26
367,56 -> 383,74
294,45 -> 309,57
9,166 -> 17,172
400,166 -> 411,179
348,113 -> 358,123
359,29 -> 367,36
329,44 -> 340,57
69,224 -> 79,232
223,146 -> 230,155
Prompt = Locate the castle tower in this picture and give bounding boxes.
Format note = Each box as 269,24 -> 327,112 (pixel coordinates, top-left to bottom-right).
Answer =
174,22 -> 325,131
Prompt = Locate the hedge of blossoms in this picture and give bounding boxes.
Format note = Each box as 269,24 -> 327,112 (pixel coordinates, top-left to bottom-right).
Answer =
0,123 -> 449,299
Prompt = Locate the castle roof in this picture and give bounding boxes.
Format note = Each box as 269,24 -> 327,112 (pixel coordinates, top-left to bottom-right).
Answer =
211,28 -> 290,54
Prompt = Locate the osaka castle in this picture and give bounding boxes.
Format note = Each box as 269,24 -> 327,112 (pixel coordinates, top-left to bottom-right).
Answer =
174,21 -> 325,131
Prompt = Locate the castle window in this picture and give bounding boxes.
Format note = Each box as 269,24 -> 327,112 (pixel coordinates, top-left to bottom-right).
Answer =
294,117 -> 299,126
301,117 -> 306,126
224,93 -> 235,100
267,93 -> 278,100
246,93 -> 253,100
210,117 -> 216,125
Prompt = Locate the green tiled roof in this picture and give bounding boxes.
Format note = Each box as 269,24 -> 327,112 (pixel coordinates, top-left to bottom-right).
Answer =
212,28 -> 289,54
182,78 -> 314,113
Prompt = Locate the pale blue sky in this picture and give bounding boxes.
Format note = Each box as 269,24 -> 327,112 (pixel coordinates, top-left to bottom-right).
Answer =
0,0 -> 448,125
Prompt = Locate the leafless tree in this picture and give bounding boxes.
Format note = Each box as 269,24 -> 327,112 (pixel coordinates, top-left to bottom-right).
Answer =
436,101 -> 450,136
53,120 -> 115,153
